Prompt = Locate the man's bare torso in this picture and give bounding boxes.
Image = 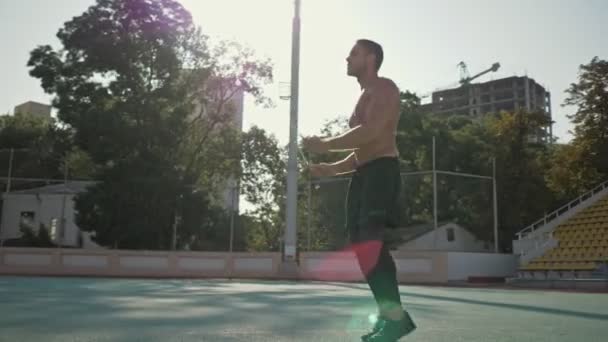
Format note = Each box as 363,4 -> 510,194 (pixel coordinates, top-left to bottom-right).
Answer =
349,77 -> 400,166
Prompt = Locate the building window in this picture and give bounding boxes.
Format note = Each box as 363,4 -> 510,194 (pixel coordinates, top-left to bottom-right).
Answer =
447,228 -> 455,242
495,91 -> 514,101
50,218 -> 58,240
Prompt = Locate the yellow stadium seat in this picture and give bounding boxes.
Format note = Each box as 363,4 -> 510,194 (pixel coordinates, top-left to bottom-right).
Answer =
563,262 -> 576,270
544,262 -> 557,270
540,239 -> 604,265
581,262 -> 598,270
571,262 -> 583,270
593,252 -> 603,261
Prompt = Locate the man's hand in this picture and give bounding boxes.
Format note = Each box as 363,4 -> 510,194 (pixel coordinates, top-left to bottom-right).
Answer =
302,136 -> 330,154
309,163 -> 336,178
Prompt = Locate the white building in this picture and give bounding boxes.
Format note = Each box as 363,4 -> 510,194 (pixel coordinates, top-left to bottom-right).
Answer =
395,222 -> 492,253
190,77 -> 245,213
0,181 -> 100,248
13,101 -> 52,120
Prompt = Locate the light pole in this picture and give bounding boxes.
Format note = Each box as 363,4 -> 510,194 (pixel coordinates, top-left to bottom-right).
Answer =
432,137 -> 438,230
3,148 -> 30,193
171,191 -> 185,251
58,160 -> 69,248
492,158 -> 499,253
229,180 -> 237,253
283,0 -> 301,269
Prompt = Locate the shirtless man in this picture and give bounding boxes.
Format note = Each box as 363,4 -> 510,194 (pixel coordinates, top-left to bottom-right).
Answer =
302,39 -> 416,342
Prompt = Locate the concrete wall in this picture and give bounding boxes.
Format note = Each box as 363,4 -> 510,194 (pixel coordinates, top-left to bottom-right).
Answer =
300,250 -> 513,283
0,248 -> 280,279
299,250 -> 449,283
0,248 -> 515,284
446,252 -> 518,281
397,223 -> 491,253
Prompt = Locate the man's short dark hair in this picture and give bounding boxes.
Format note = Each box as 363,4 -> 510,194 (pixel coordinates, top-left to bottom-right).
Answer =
356,39 -> 384,71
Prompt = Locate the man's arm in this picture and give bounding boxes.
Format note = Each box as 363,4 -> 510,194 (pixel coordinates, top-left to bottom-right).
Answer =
309,152 -> 357,178
324,82 -> 399,151
330,152 -> 358,175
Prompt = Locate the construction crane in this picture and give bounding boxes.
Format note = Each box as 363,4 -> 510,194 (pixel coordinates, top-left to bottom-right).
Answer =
417,61 -> 501,101
458,61 -> 501,86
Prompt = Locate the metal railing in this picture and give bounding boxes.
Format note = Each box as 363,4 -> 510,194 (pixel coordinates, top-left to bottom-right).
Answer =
516,180 -> 608,240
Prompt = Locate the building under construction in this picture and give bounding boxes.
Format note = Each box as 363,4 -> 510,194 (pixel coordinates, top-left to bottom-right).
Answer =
420,63 -> 553,143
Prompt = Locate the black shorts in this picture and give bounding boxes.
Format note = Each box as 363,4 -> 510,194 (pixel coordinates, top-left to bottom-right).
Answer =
346,157 -> 401,243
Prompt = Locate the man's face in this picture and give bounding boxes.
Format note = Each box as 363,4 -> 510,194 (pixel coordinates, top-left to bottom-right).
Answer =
346,44 -> 370,77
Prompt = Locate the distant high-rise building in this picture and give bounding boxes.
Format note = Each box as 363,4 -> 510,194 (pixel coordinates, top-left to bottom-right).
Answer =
420,76 -> 552,143
189,77 -> 245,213
13,101 -> 52,119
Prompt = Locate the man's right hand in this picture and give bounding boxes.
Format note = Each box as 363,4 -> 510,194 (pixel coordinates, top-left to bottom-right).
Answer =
309,163 -> 336,178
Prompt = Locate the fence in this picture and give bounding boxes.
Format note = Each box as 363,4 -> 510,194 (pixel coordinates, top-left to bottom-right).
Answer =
0,138 -> 499,254
304,170 -> 496,252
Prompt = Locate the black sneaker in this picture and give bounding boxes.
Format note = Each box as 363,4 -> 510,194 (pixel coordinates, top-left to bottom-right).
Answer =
361,316 -> 386,341
365,311 -> 416,342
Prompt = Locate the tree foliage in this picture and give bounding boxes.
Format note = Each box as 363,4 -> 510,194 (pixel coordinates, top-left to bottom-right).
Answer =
547,57 -> 608,197
27,0 -> 273,250
240,126 -> 285,251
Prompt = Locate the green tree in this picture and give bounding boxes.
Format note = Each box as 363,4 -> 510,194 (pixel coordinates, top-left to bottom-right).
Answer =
397,91 -> 556,250
63,147 -> 98,179
560,57 -> 608,183
0,114 -> 92,184
299,117 -> 352,251
240,126 -> 285,251
483,110 -> 555,250
545,142 -> 602,202
28,0 -> 272,249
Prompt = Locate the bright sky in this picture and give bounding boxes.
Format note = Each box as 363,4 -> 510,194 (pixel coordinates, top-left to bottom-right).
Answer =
1,0 -> 607,145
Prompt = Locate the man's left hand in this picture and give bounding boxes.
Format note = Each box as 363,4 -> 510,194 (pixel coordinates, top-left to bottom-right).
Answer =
302,136 -> 330,154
